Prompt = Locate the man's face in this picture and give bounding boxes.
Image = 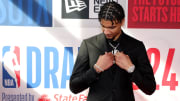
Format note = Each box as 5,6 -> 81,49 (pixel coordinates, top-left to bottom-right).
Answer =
100,19 -> 122,40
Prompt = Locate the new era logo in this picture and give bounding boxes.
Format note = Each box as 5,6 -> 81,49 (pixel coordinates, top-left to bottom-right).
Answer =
65,0 -> 87,13
62,0 -> 89,19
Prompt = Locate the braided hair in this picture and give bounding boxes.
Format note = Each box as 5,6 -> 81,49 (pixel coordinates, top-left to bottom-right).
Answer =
98,2 -> 125,25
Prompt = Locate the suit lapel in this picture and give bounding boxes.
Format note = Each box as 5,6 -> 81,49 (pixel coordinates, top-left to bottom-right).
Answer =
93,33 -> 108,53
118,32 -> 130,53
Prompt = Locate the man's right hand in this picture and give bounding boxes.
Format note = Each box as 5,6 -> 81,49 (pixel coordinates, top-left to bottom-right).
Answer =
94,52 -> 114,72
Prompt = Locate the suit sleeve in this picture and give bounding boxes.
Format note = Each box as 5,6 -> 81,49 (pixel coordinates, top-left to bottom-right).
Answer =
69,40 -> 100,94
130,42 -> 156,95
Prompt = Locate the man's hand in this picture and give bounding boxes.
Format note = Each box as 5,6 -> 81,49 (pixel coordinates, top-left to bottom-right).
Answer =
94,52 -> 114,72
114,52 -> 134,71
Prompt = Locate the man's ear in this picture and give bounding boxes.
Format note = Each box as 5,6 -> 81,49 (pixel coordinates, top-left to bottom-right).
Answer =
121,18 -> 125,26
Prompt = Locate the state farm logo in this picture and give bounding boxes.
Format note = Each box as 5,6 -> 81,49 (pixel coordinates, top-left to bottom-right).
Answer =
65,0 -> 87,13
38,94 -> 51,101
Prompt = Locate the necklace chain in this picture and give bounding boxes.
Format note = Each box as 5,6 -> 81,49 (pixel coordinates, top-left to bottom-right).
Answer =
109,42 -> 120,61
109,42 -> 119,50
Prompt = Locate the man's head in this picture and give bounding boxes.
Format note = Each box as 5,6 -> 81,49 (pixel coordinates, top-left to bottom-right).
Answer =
98,2 -> 125,40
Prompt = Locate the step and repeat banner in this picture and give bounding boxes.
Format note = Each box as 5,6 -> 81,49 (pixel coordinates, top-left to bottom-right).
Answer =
0,0 -> 180,101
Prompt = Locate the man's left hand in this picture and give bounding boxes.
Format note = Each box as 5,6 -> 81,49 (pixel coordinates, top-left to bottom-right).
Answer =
114,52 -> 134,71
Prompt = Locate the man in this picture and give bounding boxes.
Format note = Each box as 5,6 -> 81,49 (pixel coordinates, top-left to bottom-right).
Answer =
70,1 -> 156,101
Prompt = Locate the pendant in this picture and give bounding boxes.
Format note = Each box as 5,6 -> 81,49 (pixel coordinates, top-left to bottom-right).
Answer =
112,49 -> 119,55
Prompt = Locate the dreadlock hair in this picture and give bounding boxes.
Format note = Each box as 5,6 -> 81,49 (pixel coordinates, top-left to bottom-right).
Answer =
98,1 -> 125,25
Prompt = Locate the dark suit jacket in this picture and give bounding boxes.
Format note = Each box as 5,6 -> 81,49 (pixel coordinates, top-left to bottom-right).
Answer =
70,31 -> 156,101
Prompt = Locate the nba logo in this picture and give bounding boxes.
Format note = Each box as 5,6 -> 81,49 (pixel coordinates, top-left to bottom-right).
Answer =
2,46 -> 21,88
